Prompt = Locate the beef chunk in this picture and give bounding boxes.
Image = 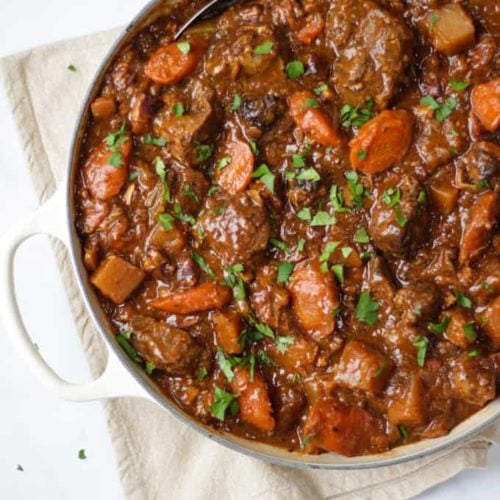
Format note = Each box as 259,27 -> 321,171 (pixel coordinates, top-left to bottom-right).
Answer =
198,192 -> 270,266
448,357 -> 495,406
326,0 -> 413,109
239,93 -> 285,130
394,281 -> 442,324
460,141 -> 500,187
273,386 -> 307,431
130,316 -> 207,376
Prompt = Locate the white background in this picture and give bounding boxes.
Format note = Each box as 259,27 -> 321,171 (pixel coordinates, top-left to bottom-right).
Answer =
0,1 -> 498,499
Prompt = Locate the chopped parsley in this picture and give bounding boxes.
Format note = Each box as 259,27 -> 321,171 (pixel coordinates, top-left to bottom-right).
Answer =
197,367 -> 208,381
196,143 -> 213,163
145,361 -> 156,375
144,134 -> 167,147
341,247 -> 353,259
311,211 -> 335,227
382,187 -> 408,227
253,41 -> 274,55
277,262 -> 294,284
108,151 -> 123,168
462,322 -> 477,342
330,185 -> 351,213
345,171 -> 367,208
251,163 -> 275,193
413,336 -> 429,367
231,94 -> 242,111
158,213 -> 175,231
417,190 -> 427,204
172,102 -> 185,116
314,83 -> 329,96
154,156 -> 171,202
182,185 -> 201,202
355,291 -> 380,325
292,152 -> 307,168
297,238 -> 306,253
210,387 -> 239,421
286,60 -> 305,80
249,139 -> 259,156
296,167 -> 320,182
468,348 -> 481,358
270,238 -> 291,253
275,336 -> 295,354
17,465 -> 24,471
354,227 -> 370,244
177,41 -> 191,54
78,449 -> 87,460
374,363 -> 387,379
216,156 -> 232,171
173,202 -> 196,225
216,348 -> 235,381
331,264 -> 344,284
340,98 -> 375,129
67,64 -> 77,72
429,13 -> 440,33
224,264 -> 246,300
297,207 -> 312,222
450,80 -> 470,92
480,281 -> 493,292
428,316 -> 450,334
398,425 -> 410,439
129,171 -> 139,181
455,290 -> 473,309
320,241 -> 341,272
420,95 -> 458,122
116,331 -> 142,363
357,150 -> 367,160
303,97 -> 320,109
192,252 -> 217,279
476,179 -> 490,190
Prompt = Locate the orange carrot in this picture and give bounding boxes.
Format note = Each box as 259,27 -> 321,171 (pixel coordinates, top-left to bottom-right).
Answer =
289,91 -> 342,147
215,138 -> 255,194
212,310 -> 243,355
296,15 -> 324,44
471,77 -> 500,132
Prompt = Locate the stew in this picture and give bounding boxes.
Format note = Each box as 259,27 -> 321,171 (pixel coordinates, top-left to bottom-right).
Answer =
75,0 -> 500,457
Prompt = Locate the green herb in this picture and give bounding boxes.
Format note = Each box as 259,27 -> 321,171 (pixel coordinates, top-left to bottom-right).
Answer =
297,238 -> 306,253
253,41 -> 274,55
296,167 -> 321,182
173,202 -> 196,225
196,143 -> 213,163
330,185 -> 351,213
462,322 -> 477,342
182,185 -> 201,202
357,149 -> 367,160
398,425 -> 409,439
449,148 -> 460,156
413,336 -> 429,367
144,134 -> 167,147
455,290 -> 472,309
142,361 -> 155,376
476,179 -> 490,190
154,156 -> 171,202
177,41 -> 191,54
17,464 -> 24,471
303,97 -> 320,109
320,241 -> 341,269
354,227 -> 370,244
340,99 -> 375,129
270,238 -> 290,253
428,316 -> 451,334
158,213 -> 174,231
251,163 -> 275,193
172,102 -> 185,116
374,363 -> 387,379
297,207 -> 312,222
302,435 -> 314,448
253,321 -> 275,339
429,13 -> 439,33
216,156 -> 232,171
197,367 -> 208,381
192,252 -> 217,279
286,60 -> 305,80
382,187 -> 407,227
231,94 -> 242,111
276,336 -> 295,354
116,332 -> 142,363
331,264 -> 344,284
68,64 -> 77,71
108,151 -> 123,168
314,83 -> 329,96
249,139 -> 259,156
417,190 -> 427,204
290,373 -> 301,383
277,262 -> 294,284
341,247 -> 353,259
360,251 -> 372,260
311,211 -> 335,227
216,348 -> 235,381
450,80 -> 470,92
129,171 -> 139,181
355,292 -> 380,325
224,264 -> 246,300
480,281 -> 493,292
78,449 -> 87,460
210,387 -> 239,421
468,348 -> 481,358
345,171 -> 367,208
420,95 -> 457,122
292,153 -> 307,168
257,350 -> 275,366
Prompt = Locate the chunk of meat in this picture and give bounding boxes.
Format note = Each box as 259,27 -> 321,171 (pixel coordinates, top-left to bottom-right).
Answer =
349,110 -> 413,173
151,283 -> 232,314
444,309 -> 475,349
147,223 -> 187,255
394,282 -> 442,324
273,386 -> 307,431
326,0 -> 413,109
145,39 -> 202,85
483,296 -> 500,347
250,265 -> 289,329
268,336 -> 318,375
388,374 -> 427,426
448,357 -> 496,406
212,310 -> 243,355
459,191 -> 499,265
239,93 -> 285,130
129,93 -> 159,135
231,367 -> 275,432
79,197 -> 110,234
289,90 -> 342,147
83,139 -> 132,200
215,135 -> 255,195
460,142 -> 500,186
90,255 -> 145,304
471,78 -> 500,132
429,166 -> 459,215
90,96 -> 116,121
334,340 -> 393,394
368,175 -> 427,255
130,316 -> 205,376
426,4 -> 475,56
303,399 -> 389,456
198,192 -> 270,266
288,258 -> 339,339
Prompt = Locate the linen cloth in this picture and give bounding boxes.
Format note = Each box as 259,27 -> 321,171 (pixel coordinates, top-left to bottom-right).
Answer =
1,27 -> 499,500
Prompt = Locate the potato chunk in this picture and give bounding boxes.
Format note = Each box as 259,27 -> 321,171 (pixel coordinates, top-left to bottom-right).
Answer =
388,374 -> 427,426
90,255 -> 145,304
427,4 -> 475,55
483,296 -> 500,347
334,340 -> 393,394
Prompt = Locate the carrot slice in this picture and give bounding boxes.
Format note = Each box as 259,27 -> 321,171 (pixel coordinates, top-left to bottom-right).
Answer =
84,139 -> 131,200
145,40 -> 202,85
231,366 -> 275,432
289,91 -> 342,147
212,310 -> 243,355
151,282 -> 232,314
296,15 -> 324,45
215,138 -> 254,195
349,110 -> 413,174
288,258 -> 339,338
471,78 -> 500,132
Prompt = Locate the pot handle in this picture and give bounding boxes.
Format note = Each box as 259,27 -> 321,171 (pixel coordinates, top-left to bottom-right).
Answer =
0,187 -> 147,401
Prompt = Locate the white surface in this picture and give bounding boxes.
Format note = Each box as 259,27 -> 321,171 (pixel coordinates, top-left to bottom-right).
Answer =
0,1 -> 498,499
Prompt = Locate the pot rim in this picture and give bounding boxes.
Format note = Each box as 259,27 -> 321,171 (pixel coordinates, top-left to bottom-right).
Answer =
65,0 -> 500,470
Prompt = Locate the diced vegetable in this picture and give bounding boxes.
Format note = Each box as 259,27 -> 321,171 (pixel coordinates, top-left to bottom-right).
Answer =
349,110 -> 413,173
288,258 -> 339,338
268,336 -> 318,376
215,138 -> 255,195
296,15 -> 324,45
302,399 -> 388,456
482,296 -> 500,347
90,255 -> 145,304
334,341 -> 393,394
459,191 -> 498,265
145,39 -> 202,85
151,282 -> 232,314
444,309 -> 475,348
289,91 -> 342,147
212,310 -> 243,355
90,96 -> 116,121
471,78 -> 500,132
388,375 -> 427,426
231,366 -> 275,432
429,178 -> 458,215
426,4 -> 475,56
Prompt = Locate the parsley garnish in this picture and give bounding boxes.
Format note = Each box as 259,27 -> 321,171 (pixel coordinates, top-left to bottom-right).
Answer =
145,361 -> 156,375
116,331 -> 142,363
129,171 -> 139,181
108,151 -> 123,168
311,211 -> 335,226
197,367 -> 208,381
292,152 -> 307,168
357,150 -> 367,160
314,83 -> 329,96
297,207 -> 312,222
192,252 -> 217,279
331,264 -> 344,283
158,213 -> 174,231
296,167 -> 320,182
382,187 -> 408,227
216,347 -> 235,381
182,184 -> 201,202
249,139 -> 259,155
320,241 -> 341,272
450,80 -> 470,92
340,99 -> 375,129
428,316 -> 450,334
455,290 -> 472,309
231,94 -> 242,111
196,143 -> 213,163
468,348 -> 481,358
277,262 -> 294,284
173,202 -> 196,225
330,185 -> 351,213
224,264 -> 246,300
17,464 -> 24,471
275,336 -> 295,354
417,190 -> 427,204
345,171 -> 367,208
253,41 -> 274,55
374,363 -> 387,379
355,292 -> 380,325
270,238 -> 290,253
297,238 -> 306,253
78,449 -> 87,460
210,387 -> 239,421
216,156 -> 232,171
172,102 -> 185,116
286,60 -> 305,80
354,227 -> 370,244
341,247 -> 353,259
154,156 -> 171,202
251,163 -> 275,193
413,336 -> 429,367
68,64 -> 77,72
177,41 -> 191,54
144,134 -> 167,147
429,13 -> 439,33
462,322 -> 477,342
420,95 -> 458,122
398,425 -> 410,439
303,97 -> 320,109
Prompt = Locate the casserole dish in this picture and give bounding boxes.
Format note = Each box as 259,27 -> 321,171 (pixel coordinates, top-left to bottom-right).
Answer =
1,0 -> 499,469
